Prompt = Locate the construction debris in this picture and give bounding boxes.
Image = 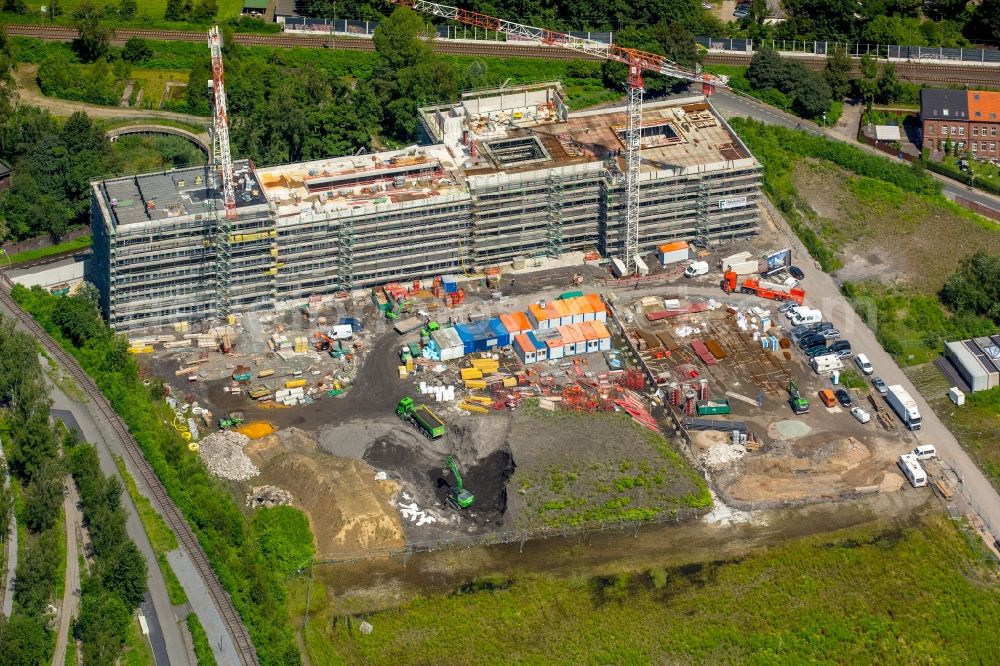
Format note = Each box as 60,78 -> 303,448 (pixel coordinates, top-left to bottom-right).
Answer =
198,430 -> 259,481
246,485 -> 294,508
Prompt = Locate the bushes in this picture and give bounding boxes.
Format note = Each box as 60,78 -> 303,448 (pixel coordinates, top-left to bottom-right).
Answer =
924,159 -> 1000,197
12,286 -> 301,666
37,52 -> 122,106
252,507 -> 316,577
745,49 -> 833,120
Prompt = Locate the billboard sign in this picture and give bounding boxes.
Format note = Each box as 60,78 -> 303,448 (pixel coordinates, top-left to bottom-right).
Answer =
764,248 -> 792,272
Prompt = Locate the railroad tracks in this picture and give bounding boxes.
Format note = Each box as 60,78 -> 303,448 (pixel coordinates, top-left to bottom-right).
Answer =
0,279 -> 259,666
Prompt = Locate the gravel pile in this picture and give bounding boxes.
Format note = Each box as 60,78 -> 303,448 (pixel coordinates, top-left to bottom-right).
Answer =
246,485 -> 293,509
198,430 -> 259,481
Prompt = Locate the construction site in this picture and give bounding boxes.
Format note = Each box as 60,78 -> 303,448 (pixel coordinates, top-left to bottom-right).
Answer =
91,84 -> 761,332
82,23 -> 930,564
122,210 -> 928,560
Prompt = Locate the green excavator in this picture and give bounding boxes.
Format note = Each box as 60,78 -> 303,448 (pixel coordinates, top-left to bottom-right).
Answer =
444,456 -> 475,509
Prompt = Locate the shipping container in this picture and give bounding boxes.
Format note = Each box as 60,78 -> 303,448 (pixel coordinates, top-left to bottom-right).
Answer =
587,294 -> 608,322
611,256 -> 628,277
658,241 -> 691,266
461,368 -> 484,380
528,303 -> 557,330
285,379 -> 307,389
393,316 -> 423,335
514,334 -> 537,364
464,379 -> 488,390
696,398 -> 731,416
635,255 -> 649,276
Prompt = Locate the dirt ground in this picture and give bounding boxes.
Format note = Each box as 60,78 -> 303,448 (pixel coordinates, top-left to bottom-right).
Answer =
791,158 -> 1000,292
244,428 -> 405,557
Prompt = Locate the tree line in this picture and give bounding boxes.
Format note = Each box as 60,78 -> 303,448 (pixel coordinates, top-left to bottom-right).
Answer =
13,285 -> 303,665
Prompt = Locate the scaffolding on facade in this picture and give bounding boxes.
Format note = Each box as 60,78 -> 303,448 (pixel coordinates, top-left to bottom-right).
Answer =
546,170 -> 564,258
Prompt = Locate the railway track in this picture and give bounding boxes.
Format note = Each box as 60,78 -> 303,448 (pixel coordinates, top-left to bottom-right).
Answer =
0,277 -> 259,666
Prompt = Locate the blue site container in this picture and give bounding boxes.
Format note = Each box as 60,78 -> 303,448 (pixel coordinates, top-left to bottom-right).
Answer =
441,274 -> 459,294
488,318 -> 509,347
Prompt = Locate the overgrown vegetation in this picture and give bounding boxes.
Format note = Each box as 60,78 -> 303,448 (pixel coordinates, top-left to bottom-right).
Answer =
745,48 -> 833,121
67,438 -> 148,666
730,118 -> 942,271
295,514 -> 1000,664
113,456 -> 188,605
12,285 -> 304,665
187,613 -> 218,666
0,315 -> 67,663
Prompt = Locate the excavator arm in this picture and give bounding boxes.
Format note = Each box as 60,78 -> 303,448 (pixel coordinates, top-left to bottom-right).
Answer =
446,456 -> 464,490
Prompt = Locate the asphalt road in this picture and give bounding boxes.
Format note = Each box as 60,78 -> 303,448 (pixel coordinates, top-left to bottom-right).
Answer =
51,478 -> 81,666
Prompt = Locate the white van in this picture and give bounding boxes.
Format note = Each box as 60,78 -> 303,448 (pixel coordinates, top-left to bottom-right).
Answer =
913,444 -> 936,460
791,309 -> 822,326
684,261 -> 709,278
855,353 -> 874,375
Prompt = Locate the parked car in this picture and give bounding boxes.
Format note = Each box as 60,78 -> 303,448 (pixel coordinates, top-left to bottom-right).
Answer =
830,340 -> 853,357
851,406 -> 871,423
790,324 -> 814,339
812,321 -> 835,333
818,327 -> 841,340
805,344 -> 830,358
789,265 -> 804,280
798,333 -> 826,350
872,376 -> 888,395
778,301 -> 799,315
835,388 -> 852,407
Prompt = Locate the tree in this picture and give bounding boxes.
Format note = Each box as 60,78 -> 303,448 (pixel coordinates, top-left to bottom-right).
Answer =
746,48 -> 786,91
2,0 -> 27,14
191,0 -> 218,21
117,0 -> 137,20
72,1 -> 113,63
302,0 -> 336,18
99,541 -> 148,609
651,20 -> 700,70
876,61 -> 901,104
976,0 -> 1000,42
164,0 -> 187,21
52,292 -> 105,346
74,590 -> 131,665
13,530 -> 60,618
858,53 -> 879,111
8,407 -> 58,481
791,74 -> 833,119
0,614 -> 50,666
824,45 -> 851,99
49,0 -> 61,19
23,458 -> 64,533
121,37 -> 152,64
941,251 -> 1000,324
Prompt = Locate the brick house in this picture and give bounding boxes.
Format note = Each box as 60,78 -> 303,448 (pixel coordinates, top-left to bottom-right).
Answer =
921,89 -> 1000,159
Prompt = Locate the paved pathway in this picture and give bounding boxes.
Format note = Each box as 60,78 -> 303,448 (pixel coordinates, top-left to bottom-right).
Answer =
51,479 -> 81,666
0,435 -> 16,618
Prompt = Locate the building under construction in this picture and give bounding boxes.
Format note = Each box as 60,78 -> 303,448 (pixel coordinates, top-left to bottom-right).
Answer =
92,83 -> 762,331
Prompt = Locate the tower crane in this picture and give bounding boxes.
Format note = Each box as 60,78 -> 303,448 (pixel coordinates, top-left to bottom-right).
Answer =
388,1 -> 728,274
207,26 -> 237,219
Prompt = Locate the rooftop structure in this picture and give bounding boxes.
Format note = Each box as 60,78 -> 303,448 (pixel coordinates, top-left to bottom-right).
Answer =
944,335 -> 1000,392
92,84 -> 762,331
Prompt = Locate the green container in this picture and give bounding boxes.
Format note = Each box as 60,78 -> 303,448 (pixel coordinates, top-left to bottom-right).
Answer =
695,398 -> 731,416
559,290 -> 584,300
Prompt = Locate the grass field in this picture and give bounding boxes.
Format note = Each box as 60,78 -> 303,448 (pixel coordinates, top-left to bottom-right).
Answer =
24,0 -> 245,18
289,512 -> 1000,664
130,68 -> 189,109
4,234 -> 91,266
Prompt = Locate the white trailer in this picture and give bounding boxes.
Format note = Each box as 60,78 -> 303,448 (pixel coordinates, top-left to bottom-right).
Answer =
897,453 -> 927,488
725,259 -> 760,275
811,354 -> 844,374
886,384 -> 922,430
610,256 -> 628,278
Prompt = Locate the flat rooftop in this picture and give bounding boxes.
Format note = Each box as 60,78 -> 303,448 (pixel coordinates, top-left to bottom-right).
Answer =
255,145 -> 467,217
421,84 -> 753,176
99,161 -> 265,227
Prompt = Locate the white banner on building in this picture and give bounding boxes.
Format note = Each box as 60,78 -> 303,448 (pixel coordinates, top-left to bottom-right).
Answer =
717,196 -> 748,210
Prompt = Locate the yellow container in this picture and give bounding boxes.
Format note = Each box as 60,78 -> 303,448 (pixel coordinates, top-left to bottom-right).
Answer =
470,358 -> 500,370
502,377 -> 517,388
464,379 -> 488,390
127,345 -> 153,354
284,379 -> 307,389
460,368 -> 484,380
398,365 -> 408,379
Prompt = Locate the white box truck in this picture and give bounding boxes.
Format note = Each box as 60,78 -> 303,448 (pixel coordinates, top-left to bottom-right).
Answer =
811,354 -> 844,374
897,453 -> 927,488
886,384 -> 922,430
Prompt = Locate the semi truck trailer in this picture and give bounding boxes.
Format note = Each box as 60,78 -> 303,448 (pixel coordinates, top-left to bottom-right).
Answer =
886,384 -> 922,431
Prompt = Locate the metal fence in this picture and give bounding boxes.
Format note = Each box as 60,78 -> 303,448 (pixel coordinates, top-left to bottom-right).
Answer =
696,36 -> 1000,63
281,16 -> 612,43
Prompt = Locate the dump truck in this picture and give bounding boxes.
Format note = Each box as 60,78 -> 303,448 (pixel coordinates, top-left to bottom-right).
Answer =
218,411 -> 245,429
695,398 -> 731,416
721,271 -> 805,304
444,455 -> 474,509
886,384 -> 922,431
396,397 -> 446,439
